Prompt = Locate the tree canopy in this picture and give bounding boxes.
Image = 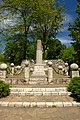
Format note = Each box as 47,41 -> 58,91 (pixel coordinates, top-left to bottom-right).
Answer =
68,0 -> 80,65
0,0 -> 64,64
59,46 -> 76,64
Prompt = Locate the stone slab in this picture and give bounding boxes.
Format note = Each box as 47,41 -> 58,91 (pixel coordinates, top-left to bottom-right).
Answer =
63,102 -> 73,107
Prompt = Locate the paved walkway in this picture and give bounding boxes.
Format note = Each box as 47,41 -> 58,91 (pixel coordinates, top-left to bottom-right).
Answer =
0,107 -> 80,120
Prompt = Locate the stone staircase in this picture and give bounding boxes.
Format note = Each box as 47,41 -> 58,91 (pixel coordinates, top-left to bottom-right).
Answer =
0,86 -> 80,108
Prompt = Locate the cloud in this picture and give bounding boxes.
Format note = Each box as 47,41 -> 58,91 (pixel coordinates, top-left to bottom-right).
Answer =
62,13 -> 73,24
57,37 -> 74,45
60,26 -> 68,32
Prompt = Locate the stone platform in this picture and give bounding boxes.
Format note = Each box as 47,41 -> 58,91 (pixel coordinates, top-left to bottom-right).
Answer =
0,86 -> 80,108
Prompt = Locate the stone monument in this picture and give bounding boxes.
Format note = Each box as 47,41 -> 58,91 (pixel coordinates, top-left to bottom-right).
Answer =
30,40 -> 47,84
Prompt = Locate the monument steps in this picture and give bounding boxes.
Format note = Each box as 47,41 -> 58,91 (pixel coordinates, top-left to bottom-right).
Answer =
0,86 -> 80,108
10,87 -> 71,96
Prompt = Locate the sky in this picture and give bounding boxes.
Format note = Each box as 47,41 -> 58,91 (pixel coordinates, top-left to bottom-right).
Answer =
0,0 -> 78,48
57,0 -> 78,47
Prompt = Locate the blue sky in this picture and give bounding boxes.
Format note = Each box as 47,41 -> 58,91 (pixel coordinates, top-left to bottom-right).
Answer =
57,0 -> 78,47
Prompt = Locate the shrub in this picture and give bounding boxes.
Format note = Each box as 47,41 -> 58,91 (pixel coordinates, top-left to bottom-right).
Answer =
68,77 -> 80,101
0,80 -> 10,98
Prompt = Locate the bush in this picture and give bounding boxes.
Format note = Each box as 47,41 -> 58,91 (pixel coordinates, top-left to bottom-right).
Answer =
0,80 -> 10,98
68,77 -> 80,101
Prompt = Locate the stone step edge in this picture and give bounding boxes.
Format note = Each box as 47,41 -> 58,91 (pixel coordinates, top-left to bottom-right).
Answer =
10,87 -> 67,92
0,101 -> 80,108
10,91 -> 71,96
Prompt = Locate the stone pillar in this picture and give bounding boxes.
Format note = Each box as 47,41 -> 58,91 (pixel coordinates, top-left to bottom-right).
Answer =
36,40 -> 42,64
24,61 -> 29,83
48,61 -> 53,83
70,63 -> 79,78
0,63 -> 7,81
58,65 -> 63,74
64,62 -> 69,76
11,63 -> 14,76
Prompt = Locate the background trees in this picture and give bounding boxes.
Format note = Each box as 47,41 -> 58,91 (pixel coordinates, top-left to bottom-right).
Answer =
47,38 -> 64,59
59,46 -> 76,64
0,0 -> 64,64
68,0 -> 80,65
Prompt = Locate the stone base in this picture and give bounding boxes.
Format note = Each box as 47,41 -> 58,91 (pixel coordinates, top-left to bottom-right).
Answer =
29,76 -> 48,85
31,64 -> 46,76
70,71 -> 79,78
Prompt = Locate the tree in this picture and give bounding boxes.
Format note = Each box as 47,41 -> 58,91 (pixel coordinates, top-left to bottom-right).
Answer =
31,0 -> 64,58
0,0 -> 33,59
68,0 -> 80,65
4,39 -> 35,65
59,46 -> 76,64
0,0 -> 64,63
47,39 -> 64,59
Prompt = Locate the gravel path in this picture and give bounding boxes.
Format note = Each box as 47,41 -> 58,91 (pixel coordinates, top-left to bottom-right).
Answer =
0,107 -> 80,120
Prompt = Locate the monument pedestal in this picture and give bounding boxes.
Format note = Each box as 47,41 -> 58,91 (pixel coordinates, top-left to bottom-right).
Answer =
30,64 -> 48,84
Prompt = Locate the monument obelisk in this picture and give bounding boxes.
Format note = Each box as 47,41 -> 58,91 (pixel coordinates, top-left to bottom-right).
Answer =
30,40 -> 47,84
36,40 -> 42,64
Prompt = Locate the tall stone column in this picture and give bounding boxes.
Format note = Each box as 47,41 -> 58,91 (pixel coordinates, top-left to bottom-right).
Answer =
30,40 -> 47,84
36,40 -> 42,64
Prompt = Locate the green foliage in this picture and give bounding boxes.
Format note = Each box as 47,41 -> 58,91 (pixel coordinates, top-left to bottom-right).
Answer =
47,39 -> 64,59
68,1 -> 80,65
0,80 -> 10,98
0,53 -> 4,63
59,46 -> 76,64
0,0 -> 64,61
4,39 -> 35,65
68,77 -> 80,101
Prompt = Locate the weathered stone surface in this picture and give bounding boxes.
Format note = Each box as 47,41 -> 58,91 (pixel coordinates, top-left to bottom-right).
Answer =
70,71 -> 79,78
25,92 -> 33,96
37,102 -> 46,107
18,92 -> 25,96
51,92 -> 59,95
72,102 -> 80,107
0,63 -> 7,70
24,88 -> 32,92
32,88 -> 41,92
46,102 -> 54,107
45,88 -> 55,92
36,40 -> 42,64
59,92 -> 71,95
23,102 -> 30,107
43,92 -> 51,96
53,102 -> 63,107
8,102 -> 15,107
17,88 -> 24,92
1,102 -> 9,107
10,92 -> 19,95
70,63 -> 79,70
40,88 -> 46,92
14,102 -> 23,107
30,102 -> 37,107
63,102 -> 72,107
34,92 -> 42,96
